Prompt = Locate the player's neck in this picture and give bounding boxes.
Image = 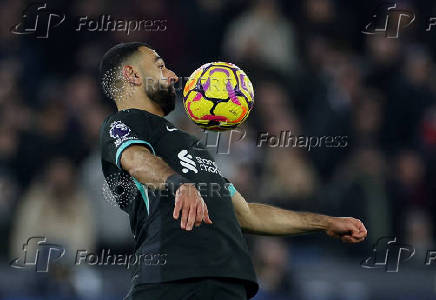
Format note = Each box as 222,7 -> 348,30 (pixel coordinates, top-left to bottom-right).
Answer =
116,95 -> 165,117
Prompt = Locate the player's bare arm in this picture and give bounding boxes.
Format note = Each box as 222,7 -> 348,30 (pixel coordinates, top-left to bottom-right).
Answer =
120,144 -> 212,230
231,190 -> 367,243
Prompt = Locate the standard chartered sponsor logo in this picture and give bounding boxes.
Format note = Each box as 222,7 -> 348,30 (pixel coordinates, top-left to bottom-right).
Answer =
178,150 -> 198,174
177,150 -> 222,175
195,157 -> 222,176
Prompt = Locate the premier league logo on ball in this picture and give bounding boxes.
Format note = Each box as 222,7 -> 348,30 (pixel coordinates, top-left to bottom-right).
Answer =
109,121 -> 132,146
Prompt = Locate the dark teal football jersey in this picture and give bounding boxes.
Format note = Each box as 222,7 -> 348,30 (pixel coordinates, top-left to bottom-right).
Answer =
99,109 -> 258,298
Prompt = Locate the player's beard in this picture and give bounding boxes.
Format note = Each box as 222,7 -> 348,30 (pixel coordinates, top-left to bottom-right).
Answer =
147,82 -> 176,116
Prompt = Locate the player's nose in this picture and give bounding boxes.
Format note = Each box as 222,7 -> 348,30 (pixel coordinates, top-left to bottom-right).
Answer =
165,69 -> 178,84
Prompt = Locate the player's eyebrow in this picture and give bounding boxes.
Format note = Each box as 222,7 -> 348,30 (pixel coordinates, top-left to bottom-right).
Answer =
155,56 -> 164,64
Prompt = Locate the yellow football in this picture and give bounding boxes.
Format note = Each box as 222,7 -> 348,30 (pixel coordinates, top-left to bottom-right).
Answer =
183,62 -> 254,131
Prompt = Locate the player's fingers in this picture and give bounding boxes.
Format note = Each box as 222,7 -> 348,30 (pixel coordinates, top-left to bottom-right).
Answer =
351,236 -> 366,243
342,234 -> 364,243
194,201 -> 203,227
326,230 -> 341,240
354,230 -> 366,239
356,236 -> 366,243
180,204 -> 189,230
350,220 -> 366,238
346,220 -> 360,237
203,202 -> 213,224
186,203 -> 197,231
173,195 -> 183,220
341,235 -> 355,243
357,220 -> 368,236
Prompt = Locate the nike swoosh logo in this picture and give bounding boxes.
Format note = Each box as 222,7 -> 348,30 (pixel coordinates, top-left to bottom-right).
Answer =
166,125 -> 178,132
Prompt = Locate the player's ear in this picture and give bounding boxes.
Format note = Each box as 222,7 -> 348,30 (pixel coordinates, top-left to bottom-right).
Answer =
122,65 -> 142,86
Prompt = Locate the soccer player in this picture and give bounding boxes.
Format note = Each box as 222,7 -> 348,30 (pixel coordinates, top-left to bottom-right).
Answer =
98,42 -> 367,300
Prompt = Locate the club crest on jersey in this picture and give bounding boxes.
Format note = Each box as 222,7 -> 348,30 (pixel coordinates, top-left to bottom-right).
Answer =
109,121 -> 134,147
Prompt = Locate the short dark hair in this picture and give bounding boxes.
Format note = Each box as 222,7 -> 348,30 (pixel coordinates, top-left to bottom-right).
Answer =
99,42 -> 151,100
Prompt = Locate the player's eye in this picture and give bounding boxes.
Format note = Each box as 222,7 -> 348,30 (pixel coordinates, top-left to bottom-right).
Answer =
158,65 -> 164,70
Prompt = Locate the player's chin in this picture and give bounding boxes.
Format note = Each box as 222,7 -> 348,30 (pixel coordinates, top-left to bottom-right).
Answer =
160,84 -> 177,100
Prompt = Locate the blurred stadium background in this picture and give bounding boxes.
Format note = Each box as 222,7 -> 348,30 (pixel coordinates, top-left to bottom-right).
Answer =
0,0 -> 435,299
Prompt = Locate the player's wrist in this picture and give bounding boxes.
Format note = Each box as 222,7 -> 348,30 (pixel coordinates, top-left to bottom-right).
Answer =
308,214 -> 332,231
323,216 -> 336,231
166,174 -> 191,196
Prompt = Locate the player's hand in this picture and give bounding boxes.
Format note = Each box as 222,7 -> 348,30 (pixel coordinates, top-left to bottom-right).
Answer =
173,183 -> 213,231
325,217 -> 367,243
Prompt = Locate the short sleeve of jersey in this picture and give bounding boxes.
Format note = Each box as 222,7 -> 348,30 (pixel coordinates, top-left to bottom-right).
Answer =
223,177 -> 237,197
100,110 -> 162,169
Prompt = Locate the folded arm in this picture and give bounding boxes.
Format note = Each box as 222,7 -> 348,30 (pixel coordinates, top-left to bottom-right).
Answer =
120,145 -> 175,189
120,145 -> 212,230
231,190 -> 367,243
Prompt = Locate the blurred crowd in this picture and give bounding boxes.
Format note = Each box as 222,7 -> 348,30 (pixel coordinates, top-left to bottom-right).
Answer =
0,0 -> 435,299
